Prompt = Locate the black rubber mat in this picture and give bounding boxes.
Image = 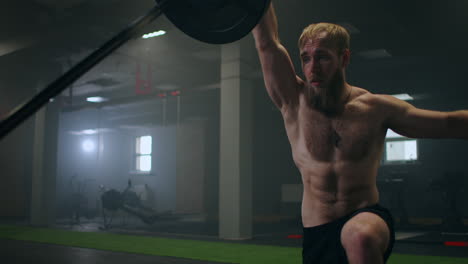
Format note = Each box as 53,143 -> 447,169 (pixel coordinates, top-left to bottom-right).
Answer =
393,242 -> 468,258
0,239 -> 235,264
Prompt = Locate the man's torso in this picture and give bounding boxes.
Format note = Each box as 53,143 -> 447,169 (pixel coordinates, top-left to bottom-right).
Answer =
282,86 -> 388,227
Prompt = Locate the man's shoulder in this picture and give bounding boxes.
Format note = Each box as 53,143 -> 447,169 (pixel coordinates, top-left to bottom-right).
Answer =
352,90 -> 408,128
351,88 -> 393,106
349,87 -> 373,105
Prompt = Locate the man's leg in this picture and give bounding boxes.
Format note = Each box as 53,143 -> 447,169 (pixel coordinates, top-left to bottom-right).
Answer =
340,212 -> 391,264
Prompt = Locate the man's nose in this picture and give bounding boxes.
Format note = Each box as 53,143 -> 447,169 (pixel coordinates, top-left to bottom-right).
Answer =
311,61 -> 321,74
310,59 -> 320,71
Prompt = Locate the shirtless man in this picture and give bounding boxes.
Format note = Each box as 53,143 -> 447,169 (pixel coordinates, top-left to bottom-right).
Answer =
252,2 -> 468,264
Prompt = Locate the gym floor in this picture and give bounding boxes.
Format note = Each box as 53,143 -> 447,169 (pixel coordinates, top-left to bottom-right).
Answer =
1,239 -> 233,264
1,216 -> 467,263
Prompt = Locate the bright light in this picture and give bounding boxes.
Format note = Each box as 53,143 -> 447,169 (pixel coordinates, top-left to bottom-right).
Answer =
83,129 -> 97,135
386,140 -> 418,161
391,93 -> 414,101
87,97 -> 108,103
142,30 -> 166,39
137,136 -> 152,154
136,135 -> 152,172
82,139 -> 95,152
137,156 -> 152,172
386,129 -> 404,139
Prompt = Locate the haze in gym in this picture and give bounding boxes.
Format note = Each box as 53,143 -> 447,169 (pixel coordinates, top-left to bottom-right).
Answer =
0,0 -> 467,263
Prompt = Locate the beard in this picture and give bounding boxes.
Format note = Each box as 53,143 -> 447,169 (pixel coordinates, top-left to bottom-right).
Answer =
310,70 -> 345,114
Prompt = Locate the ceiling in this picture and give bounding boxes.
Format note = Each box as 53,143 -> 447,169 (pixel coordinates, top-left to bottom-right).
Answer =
2,0 -> 468,129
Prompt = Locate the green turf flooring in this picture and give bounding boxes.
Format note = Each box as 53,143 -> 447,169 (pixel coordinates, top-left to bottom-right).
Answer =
0,225 -> 467,264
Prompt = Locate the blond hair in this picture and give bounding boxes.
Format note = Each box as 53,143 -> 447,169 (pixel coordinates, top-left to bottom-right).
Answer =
298,23 -> 350,54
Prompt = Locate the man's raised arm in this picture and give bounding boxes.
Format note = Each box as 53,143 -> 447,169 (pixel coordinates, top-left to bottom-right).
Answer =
378,94 -> 468,139
252,3 -> 303,111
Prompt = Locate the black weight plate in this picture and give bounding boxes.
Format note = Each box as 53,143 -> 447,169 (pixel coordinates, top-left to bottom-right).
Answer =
156,0 -> 271,44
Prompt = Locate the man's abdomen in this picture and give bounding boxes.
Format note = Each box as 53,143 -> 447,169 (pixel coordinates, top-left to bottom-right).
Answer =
300,167 -> 379,227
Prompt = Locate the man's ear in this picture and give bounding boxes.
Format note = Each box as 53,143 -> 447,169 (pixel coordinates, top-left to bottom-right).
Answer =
341,49 -> 351,68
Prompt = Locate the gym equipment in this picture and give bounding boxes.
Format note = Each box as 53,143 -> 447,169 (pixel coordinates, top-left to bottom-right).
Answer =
158,0 -> 270,44
0,0 -> 271,140
430,171 -> 465,232
100,180 -> 159,227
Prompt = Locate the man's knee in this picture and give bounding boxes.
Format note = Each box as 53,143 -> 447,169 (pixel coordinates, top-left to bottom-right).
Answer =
342,226 -> 381,253
340,212 -> 390,256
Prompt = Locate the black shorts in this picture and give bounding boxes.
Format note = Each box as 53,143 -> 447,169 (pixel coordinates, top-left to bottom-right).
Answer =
302,204 -> 395,264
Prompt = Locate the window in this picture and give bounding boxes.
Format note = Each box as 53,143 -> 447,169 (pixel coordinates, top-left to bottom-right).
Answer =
383,129 -> 418,164
136,135 -> 152,172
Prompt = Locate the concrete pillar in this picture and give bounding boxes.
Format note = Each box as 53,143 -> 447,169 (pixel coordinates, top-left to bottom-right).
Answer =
219,36 -> 256,240
30,98 -> 60,226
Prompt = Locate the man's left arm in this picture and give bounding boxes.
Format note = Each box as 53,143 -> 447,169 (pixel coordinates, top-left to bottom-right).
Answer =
378,94 -> 468,139
446,110 -> 468,139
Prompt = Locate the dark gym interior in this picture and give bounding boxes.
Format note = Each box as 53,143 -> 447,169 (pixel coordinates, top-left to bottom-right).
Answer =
1,0 -> 467,263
